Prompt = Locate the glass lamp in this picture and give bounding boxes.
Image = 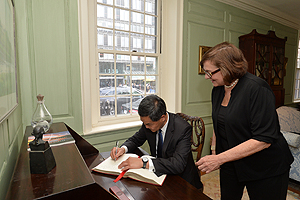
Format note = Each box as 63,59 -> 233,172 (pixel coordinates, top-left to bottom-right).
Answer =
31,94 -> 53,132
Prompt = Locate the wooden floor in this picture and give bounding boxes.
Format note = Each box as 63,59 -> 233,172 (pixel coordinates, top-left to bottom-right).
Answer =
288,179 -> 300,196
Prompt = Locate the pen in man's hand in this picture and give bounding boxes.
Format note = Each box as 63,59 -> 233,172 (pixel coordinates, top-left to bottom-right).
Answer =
115,141 -> 119,161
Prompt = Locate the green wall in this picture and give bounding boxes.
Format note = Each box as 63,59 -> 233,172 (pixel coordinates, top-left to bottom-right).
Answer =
84,126 -> 151,155
1,0 -> 298,199
0,108 -> 23,199
181,0 -> 298,157
17,0 -> 83,134
0,0 -> 83,199
0,0 -> 23,199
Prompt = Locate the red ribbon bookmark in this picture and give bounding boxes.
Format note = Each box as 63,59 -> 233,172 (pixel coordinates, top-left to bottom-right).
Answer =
114,169 -> 128,182
113,156 -> 140,182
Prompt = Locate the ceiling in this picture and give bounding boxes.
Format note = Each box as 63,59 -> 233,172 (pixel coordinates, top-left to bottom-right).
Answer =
258,0 -> 300,21
218,0 -> 300,29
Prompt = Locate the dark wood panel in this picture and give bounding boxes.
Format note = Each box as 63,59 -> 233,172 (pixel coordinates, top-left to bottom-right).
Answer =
273,88 -> 285,108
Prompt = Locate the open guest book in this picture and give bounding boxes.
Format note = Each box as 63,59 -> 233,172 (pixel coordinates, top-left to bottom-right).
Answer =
92,153 -> 167,186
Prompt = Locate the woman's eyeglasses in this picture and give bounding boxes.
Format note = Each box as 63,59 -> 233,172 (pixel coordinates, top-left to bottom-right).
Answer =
202,68 -> 220,78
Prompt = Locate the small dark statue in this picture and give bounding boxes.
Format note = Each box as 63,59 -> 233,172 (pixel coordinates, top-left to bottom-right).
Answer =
29,125 -> 56,174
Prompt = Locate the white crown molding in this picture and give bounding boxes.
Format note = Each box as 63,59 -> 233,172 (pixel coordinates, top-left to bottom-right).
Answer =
216,0 -> 300,30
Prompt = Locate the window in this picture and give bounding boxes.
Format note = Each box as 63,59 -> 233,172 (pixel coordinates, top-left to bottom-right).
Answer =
97,0 -> 159,118
294,39 -> 300,102
79,0 -> 183,134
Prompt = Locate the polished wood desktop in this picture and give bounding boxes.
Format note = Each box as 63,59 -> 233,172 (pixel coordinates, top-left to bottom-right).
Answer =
6,122 -> 211,200
87,152 -> 211,200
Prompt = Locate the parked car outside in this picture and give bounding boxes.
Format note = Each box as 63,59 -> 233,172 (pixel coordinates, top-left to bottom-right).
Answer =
100,86 -> 144,116
121,97 -> 143,114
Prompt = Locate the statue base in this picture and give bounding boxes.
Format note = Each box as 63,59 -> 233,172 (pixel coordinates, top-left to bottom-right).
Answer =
29,141 -> 56,174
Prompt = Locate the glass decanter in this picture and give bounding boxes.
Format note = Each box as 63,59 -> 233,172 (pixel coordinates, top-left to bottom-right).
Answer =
31,94 -> 53,132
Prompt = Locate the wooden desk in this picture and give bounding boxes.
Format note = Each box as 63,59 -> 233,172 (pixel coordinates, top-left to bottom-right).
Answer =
5,122 -> 115,200
87,152 -> 211,200
6,123 -> 211,200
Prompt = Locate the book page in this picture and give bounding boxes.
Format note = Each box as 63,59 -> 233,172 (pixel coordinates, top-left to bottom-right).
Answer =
93,154 -> 166,186
93,153 -> 139,176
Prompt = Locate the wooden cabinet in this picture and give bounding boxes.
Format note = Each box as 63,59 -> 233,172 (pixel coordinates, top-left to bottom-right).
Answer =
239,29 -> 287,108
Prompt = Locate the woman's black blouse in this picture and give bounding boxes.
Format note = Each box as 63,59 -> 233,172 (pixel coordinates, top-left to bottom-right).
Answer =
212,72 -> 293,182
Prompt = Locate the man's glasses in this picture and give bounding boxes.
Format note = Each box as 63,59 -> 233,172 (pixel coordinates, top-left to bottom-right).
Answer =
202,68 -> 220,78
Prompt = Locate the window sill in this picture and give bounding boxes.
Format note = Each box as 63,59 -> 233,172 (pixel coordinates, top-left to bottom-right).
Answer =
85,120 -> 143,135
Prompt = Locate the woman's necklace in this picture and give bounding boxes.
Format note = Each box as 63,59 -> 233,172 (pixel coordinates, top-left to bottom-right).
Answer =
224,79 -> 239,89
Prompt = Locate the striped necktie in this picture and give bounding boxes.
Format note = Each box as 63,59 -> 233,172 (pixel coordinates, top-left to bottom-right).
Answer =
157,129 -> 163,158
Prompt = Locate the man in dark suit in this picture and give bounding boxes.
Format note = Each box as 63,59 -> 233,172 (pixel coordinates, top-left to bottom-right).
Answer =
110,95 -> 203,189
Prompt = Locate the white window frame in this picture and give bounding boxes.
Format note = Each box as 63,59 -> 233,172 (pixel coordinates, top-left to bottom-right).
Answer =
78,0 -> 183,135
294,38 -> 300,103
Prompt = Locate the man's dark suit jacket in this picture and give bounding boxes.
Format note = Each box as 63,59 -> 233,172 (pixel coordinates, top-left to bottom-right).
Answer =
122,112 -> 203,189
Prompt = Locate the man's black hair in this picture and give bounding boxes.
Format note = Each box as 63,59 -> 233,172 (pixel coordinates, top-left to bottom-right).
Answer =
138,95 -> 166,121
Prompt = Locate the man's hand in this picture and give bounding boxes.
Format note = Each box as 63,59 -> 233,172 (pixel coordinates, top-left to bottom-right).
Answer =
110,146 -> 125,160
118,157 -> 143,171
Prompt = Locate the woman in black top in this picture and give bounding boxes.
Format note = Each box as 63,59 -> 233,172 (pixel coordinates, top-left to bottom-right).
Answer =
195,42 -> 293,200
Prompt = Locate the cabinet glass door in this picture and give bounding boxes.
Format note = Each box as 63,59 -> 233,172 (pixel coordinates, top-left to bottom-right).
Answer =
272,46 -> 285,86
255,43 -> 270,82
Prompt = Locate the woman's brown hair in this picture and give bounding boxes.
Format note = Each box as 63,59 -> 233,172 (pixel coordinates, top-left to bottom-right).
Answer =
200,42 -> 248,85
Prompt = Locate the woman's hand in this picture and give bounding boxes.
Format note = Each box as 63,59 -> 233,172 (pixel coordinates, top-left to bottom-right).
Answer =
211,150 -> 216,155
195,155 -> 221,174
196,139 -> 271,174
